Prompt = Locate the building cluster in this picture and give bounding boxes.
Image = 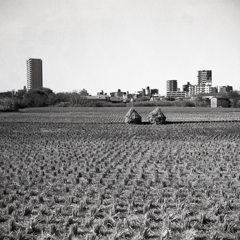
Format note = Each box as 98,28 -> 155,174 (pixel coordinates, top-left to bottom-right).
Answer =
87,87 -> 160,103
166,70 -> 233,100
107,87 -> 159,102
24,59 -> 160,102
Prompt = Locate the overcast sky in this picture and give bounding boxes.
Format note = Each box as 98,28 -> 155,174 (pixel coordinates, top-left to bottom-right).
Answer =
0,0 -> 240,95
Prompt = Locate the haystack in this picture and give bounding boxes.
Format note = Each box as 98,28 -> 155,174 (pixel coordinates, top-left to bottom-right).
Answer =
148,107 -> 166,124
125,108 -> 142,124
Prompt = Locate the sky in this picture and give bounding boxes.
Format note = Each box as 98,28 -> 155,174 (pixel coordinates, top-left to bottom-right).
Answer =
0,0 -> 240,95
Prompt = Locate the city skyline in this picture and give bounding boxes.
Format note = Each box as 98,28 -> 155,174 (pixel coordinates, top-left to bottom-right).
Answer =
0,62 -> 237,97
0,61 -> 237,97
0,0 -> 240,95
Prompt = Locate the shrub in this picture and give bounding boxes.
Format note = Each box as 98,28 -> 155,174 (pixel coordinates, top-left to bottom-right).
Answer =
193,96 -> 210,107
173,100 -> 195,107
0,98 -> 19,112
57,102 -> 71,107
227,91 -> 240,108
80,101 -> 126,107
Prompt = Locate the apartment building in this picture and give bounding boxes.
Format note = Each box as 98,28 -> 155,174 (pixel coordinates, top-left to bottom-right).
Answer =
197,70 -> 212,86
27,58 -> 43,90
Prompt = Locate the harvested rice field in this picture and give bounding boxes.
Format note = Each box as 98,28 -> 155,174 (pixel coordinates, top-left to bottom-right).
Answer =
0,107 -> 240,240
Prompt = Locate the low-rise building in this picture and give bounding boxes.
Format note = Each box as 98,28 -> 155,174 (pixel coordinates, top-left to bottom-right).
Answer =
110,89 -> 125,98
189,84 -> 212,96
211,97 -> 230,108
86,95 -> 110,102
166,91 -> 186,99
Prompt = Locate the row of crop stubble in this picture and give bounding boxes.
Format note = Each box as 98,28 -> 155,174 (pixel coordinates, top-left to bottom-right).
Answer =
0,108 -> 240,239
1,106 -> 240,123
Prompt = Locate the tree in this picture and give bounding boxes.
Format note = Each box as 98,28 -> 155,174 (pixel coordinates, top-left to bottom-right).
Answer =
0,98 -> 19,111
55,92 -> 71,103
68,91 -> 86,106
227,91 -> 240,108
54,92 -> 87,106
22,88 -> 55,107
193,96 -> 210,107
79,89 -> 89,96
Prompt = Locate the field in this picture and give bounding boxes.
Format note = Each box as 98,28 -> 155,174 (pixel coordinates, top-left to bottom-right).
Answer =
0,107 -> 240,240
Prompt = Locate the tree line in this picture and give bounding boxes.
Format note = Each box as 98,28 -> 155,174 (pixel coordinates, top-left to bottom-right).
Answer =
0,88 -> 91,110
0,88 -> 240,111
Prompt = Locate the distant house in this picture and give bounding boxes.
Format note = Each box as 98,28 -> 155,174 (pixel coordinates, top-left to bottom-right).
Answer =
211,97 -> 230,108
110,89 -> 128,102
86,95 -> 110,102
166,91 -> 186,99
110,89 -> 126,98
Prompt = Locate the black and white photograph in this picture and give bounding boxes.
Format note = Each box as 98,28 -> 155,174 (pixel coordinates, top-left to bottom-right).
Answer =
0,0 -> 240,239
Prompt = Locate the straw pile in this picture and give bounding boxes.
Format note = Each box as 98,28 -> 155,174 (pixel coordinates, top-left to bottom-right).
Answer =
148,107 -> 166,124
125,108 -> 142,124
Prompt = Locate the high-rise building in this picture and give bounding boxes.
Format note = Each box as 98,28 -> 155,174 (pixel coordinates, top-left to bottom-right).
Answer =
219,85 -> 233,93
27,58 -> 43,90
197,70 -> 212,86
166,80 -> 177,92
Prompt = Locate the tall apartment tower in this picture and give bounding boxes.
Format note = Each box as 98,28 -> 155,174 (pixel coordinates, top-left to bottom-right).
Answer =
197,70 -> 212,86
27,58 -> 43,90
166,80 -> 177,92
